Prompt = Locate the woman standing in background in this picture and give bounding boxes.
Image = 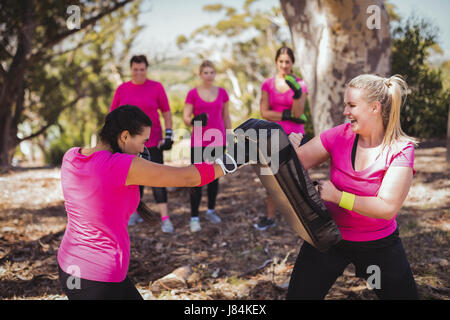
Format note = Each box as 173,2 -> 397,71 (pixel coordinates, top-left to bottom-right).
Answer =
110,55 -> 174,233
256,46 -> 308,231
183,60 -> 232,233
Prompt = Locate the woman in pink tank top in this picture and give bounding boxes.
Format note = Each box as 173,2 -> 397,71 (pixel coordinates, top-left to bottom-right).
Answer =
286,74 -> 418,300
183,60 -> 232,233
58,105 -> 241,299
255,46 -> 308,231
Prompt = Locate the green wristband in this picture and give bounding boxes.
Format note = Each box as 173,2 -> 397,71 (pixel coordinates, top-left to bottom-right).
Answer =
339,191 -> 355,211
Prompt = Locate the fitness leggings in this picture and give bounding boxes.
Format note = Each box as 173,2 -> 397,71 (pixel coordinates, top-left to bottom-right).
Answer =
139,147 -> 167,203
286,229 -> 418,300
190,146 -> 225,218
58,265 -> 143,300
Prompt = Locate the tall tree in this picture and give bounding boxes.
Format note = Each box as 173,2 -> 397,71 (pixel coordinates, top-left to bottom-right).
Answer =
280,0 -> 391,134
0,0 -> 137,167
391,15 -> 449,139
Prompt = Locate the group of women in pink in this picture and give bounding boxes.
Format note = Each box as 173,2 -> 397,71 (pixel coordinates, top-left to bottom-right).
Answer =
57,46 -> 419,300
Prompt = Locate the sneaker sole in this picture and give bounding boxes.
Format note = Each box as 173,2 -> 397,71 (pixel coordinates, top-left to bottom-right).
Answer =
253,223 -> 275,231
206,214 -> 221,224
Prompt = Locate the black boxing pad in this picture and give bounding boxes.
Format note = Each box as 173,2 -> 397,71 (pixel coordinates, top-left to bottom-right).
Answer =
234,119 -> 342,252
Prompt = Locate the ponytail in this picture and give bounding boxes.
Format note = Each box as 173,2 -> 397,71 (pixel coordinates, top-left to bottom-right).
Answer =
347,74 -> 417,152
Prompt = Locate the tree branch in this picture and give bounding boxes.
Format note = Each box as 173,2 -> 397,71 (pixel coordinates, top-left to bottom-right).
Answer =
49,0 -> 134,48
28,0 -> 135,64
18,122 -> 54,143
0,63 -> 6,80
17,94 -> 86,143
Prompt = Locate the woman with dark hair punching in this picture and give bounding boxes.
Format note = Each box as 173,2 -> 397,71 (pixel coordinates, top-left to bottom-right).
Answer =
183,60 -> 232,233
58,105 -> 241,299
255,46 -> 308,230
286,74 -> 419,299
110,55 -> 174,233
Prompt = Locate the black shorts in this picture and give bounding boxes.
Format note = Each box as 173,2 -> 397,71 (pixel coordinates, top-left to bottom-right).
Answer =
286,229 -> 419,300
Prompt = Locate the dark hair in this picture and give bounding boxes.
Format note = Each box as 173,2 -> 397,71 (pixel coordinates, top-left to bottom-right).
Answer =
130,55 -> 149,67
275,46 -> 295,64
99,105 -> 152,153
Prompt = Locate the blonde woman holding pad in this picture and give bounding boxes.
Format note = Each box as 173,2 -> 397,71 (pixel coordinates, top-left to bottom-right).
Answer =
287,74 -> 419,300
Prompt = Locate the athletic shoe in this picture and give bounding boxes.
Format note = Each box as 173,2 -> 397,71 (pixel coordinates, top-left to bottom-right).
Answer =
205,209 -> 221,224
128,212 -> 143,226
254,217 -> 275,231
190,217 -> 201,233
161,218 -> 174,233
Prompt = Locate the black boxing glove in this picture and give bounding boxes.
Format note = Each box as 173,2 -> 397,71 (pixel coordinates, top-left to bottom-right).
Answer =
281,109 -> 307,124
191,112 -> 208,127
215,132 -> 254,174
139,146 -> 151,161
159,128 -> 173,151
285,74 -> 302,100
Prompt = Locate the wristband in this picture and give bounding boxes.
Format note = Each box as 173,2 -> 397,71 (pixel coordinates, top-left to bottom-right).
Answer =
194,163 -> 216,186
339,191 -> 355,211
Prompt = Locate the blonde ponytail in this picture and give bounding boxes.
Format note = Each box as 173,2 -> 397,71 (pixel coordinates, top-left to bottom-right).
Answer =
347,74 -> 417,152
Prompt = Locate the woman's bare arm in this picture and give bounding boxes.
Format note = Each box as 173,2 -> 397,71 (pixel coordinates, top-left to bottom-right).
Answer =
126,157 -> 224,187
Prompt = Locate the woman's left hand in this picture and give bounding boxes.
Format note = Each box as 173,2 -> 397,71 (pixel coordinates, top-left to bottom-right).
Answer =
317,180 -> 341,204
288,132 -> 303,151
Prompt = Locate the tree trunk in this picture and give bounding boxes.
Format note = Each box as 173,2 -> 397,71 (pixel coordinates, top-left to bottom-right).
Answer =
280,0 -> 391,134
0,0 -> 34,167
447,100 -> 450,166
0,0 -> 135,168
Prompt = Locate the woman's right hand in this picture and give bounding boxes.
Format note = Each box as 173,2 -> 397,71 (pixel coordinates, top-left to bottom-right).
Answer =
191,112 -> 208,126
288,132 -> 303,151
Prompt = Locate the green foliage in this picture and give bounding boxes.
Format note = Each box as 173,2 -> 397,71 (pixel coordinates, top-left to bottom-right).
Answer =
0,0 -> 142,166
303,100 -> 314,140
45,127 -> 85,167
41,1 -> 142,165
179,2 -> 293,127
391,15 -> 449,138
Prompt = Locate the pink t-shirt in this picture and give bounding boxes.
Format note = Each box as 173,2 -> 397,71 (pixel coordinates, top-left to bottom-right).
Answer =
320,123 -> 415,241
58,147 -> 139,282
261,76 -> 308,135
110,79 -> 170,148
185,87 -> 229,147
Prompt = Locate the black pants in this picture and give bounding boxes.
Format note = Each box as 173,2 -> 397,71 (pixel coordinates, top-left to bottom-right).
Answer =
286,229 -> 418,300
58,265 -> 143,300
140,147 -> 167,203
190,146 -> 225,217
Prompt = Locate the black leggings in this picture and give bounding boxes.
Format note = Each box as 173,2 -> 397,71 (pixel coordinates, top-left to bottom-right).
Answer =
190,146 -> 225,217
287,230 -> 418,300
190,180 -> 219,217
58,265 -> 143,300
139,147 -> 167,203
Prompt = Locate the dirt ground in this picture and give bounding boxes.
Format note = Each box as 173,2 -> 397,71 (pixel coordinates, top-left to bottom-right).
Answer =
0,140 -> 448,300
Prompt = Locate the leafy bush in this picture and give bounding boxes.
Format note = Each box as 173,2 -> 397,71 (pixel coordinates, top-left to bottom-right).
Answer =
391,15 -> 449,139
